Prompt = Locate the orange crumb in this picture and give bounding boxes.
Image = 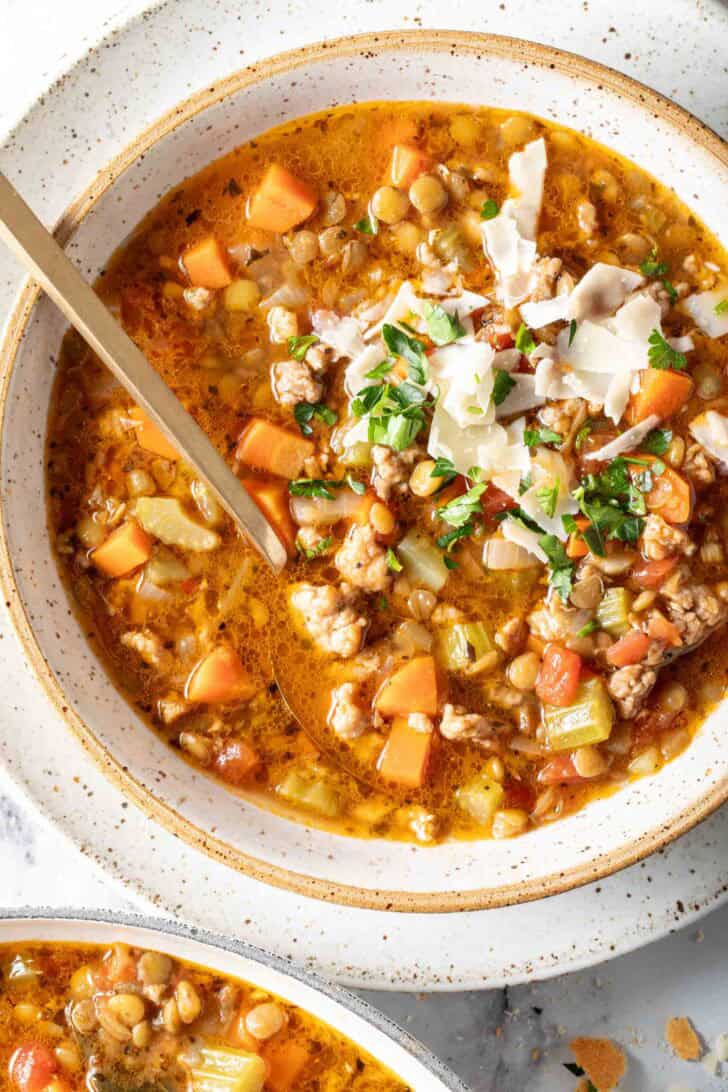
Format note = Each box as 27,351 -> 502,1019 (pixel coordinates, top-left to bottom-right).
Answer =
666,1016 -> 701,1061
569,1037 -> 627,1090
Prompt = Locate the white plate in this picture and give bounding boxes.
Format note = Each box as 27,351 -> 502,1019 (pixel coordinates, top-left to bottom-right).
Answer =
1,0 -> 728,989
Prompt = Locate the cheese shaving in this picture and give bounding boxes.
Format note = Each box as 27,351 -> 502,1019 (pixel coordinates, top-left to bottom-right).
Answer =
583,415 -> 660,461
682,288 -> 728,338
689,410 -> 728,469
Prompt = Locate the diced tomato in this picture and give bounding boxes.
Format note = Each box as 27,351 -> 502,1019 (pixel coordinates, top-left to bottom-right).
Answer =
480,483 -> 517,519
647,612 -> 683,647
484,324 -> 515,351
606,630 -> 652,667
535,644 -> 582,708
538,755 -> 583,784
505,781 -> 536,811
631,557 -> 678,589
9,1044 -> 58,1092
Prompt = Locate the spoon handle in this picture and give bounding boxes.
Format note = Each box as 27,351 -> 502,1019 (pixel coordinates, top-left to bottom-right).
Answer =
0,171 -> 287,571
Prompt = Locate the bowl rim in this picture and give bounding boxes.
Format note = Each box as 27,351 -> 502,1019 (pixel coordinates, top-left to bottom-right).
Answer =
0,906 -> 467,1090
1,27 -> 727,914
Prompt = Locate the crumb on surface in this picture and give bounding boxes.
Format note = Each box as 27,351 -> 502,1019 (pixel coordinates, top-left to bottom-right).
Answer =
569,1037 -> 627,1090
666,1016 -> 702,1061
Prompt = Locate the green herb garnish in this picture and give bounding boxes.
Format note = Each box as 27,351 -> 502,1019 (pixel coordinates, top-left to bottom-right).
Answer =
539,534 -> 575,602
431,457 -> 457,483
354,213 -> 378,235
492,368 -> 516,406
289,479 -> 342,500
422,302 -> 466,346
639,251 -> 668,278
568,318 -> 577,347
515,323 -> 536,355
382,323 -> 429,385
577,619 -> 600,638
288,334 -> 319,361
715,298 -> 728,316
524,427 -> 563,448
365,358 -> 395,380
648,328 -> 687,371
293,401 -> 337,436
640,428 -> 672,456
536,480 -> 560,519
297,535 -> 333,560
386,547 -> 403,572
436,523 -> 474,550
437,483 -> 486,528
479,198 -> 499,221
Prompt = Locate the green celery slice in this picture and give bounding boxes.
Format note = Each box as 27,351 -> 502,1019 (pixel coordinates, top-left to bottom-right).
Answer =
439,622 -> 493,671
544,676 -> 614,751
596,587 -> 632,637
397,528 -> 450,592
455,774 -> 505,824
188,1045 -> 266,1092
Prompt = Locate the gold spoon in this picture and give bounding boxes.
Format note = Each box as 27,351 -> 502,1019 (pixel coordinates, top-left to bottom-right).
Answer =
0,171 -> 287,572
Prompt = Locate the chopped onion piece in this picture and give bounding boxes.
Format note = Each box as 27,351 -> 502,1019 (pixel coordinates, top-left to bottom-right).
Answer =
483,537 -> 540,570
683,288 -> 728,338
689,410 -> 728,470
290,489 -> 363,526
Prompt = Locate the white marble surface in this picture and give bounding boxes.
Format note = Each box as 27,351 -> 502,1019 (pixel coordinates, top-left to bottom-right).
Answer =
3,1 -> 728,1089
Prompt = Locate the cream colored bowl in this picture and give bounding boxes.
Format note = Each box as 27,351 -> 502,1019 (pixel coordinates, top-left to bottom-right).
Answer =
1,31 -> 727,912
0,910 -> 464,1090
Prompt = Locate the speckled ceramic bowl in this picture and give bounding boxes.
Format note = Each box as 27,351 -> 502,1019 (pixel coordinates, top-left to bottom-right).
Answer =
1,31 -> 727,913
0,909 -> 465,1090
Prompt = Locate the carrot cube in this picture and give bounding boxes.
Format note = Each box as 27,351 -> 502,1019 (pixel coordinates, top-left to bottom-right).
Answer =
187,646 -> 256,704
378,717 -> 433,789
390,143 -> 430,188
241,478 -> 296,555
182,235 -> 233,289
627,368 -> 693,424
235,418 -> 313,479
375,656 -> 439,717
91,520 -> 153,578
247,164 -> 317,233
128,407 -> 179,461
263,1041 -> 312,1092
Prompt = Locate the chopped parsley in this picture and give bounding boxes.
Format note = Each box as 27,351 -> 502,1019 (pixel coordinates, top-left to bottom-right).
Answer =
364,358 -> 395,380
422,302 -> 466,346
639,251 -> 668,278
479,198 -> 499,221
568,318 -> 578,347
289,478 -> 342,500
443,554 -> 459,570
437,483 -> 486,528
431,456 -> 457,483
287,334 -> 319,361
577,618 -> 600,638
382,323 -> 429,385
572,458 -> 648,555
515,323 -> 536,355
715,298 -> 728,316
662,278 -> 678,303
437,523 -> 474,551
561,513 -> 578,535
539,534 -> 575,602
293,401 -> 337,436
351,381 -> 429,453
492,368 -> 516,406
354,212 -> 378,235
386,547 -> 403,572
536,480 -> 560,519
297,534 -> 332,560
575,420 -> 593,451
524,427 -> 563,448
648,328 -> 687,371
640,427 -> 672,456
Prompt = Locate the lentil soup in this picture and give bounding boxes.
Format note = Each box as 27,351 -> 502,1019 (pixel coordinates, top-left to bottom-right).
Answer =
0,941 -> 407,1092
46,102 -> 728,845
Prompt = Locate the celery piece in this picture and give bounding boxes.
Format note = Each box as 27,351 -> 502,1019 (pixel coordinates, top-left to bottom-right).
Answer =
455,774 -> 505,825
596,587 -> 632,637
187,1045 -> 266,1092
544,676 -> 614,751
134,497 -> 220,551
277,771 -> 340,818
397,528 -> 450,592
340,441 -> 373,468
439,622 -> 493,671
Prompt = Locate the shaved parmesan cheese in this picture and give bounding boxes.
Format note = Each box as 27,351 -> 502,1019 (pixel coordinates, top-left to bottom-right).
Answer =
492,348 -> 523,372
312,310 -> 365,359
494,374 -> 545,418
683,288 -> 728,338
482,215 -> 538,307
534,358 -> 613,405
483,536 -> 540,570
556,319 -> 644,375
568,263 -> 643,322
604,370 -> 635,425
335,415 -> 370,450
367,280 -> 421,336
690,410 -> 728,469
427,405 -> 530,479
611,292 -> 662,343
583,415 -> 660,461
430,339 -> 496,428
420,267 -> 454,295
668,334 -> 695,353
344,344 -> 390,397
438,290 -> 488,316
504,138 -> 547,240
518,449 -> 578,540
520,294 -> 570,328
501,516 -> 547,563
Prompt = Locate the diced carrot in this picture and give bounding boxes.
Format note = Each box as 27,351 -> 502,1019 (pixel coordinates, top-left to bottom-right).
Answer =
91,520 -> 153,578
375,655 -> 439,716
538,755 -> 583,784
247,164 -> 317,233
390,144 -> 430,188
535,644 -> 582,707
631,556 -> 678,588
181,235 -> 232,289
378,716 -> 433,789
241,478 -> 296,556
9,1044 -> 58,1092
647,612 -> 683,647
235,418 -> 313,480
628,455 -> 693,524
263,1041 -> 312,1092
566,516 -> 591,559
128,407 -> 179,461
352,490 -> 376,526
186,646 -> 256,704
606,630 -> 652,667
480,482 -> 517,520
627,368 -> 694,424
213,738 -> 260,786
